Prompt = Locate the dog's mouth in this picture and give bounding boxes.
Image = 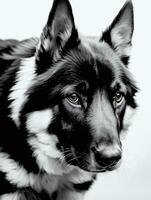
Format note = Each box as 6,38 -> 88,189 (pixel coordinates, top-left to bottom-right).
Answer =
62,147 -> 122,173
75,156 -> 122,173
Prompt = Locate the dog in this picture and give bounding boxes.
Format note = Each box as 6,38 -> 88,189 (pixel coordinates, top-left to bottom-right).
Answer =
0,0 -> 138,199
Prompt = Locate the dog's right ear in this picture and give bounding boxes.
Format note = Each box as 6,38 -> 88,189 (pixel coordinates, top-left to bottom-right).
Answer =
35,0 -> 79,74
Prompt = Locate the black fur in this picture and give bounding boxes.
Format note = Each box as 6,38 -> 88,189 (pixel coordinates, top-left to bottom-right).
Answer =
73,181 -> 94,191
0,0 -> 137,199
19,188 -> 50,200
0,172 -> 17,195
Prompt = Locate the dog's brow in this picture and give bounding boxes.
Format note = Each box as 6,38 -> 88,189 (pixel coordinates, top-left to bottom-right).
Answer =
62,81 -> 89,94
110,81 -> 127,94
62,84 -> 78,94
76,81 -> 89,92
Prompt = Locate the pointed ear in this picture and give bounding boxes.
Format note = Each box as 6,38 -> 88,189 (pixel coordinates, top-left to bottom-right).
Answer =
101,1 -> 134,66
36,0 -> 79,73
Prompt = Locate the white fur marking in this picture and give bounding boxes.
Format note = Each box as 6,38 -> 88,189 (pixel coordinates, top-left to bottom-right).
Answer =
41,174 -> 59,195
28,134 -> 65,175
9,57 -> 36,126
26,109 -> 53,134
0,152 -> 41,190
120,105 -> 136,139
1,193 -> 19,200
123,105 -> 136,131
67,168 -> 93,184
26,109 -> 71,175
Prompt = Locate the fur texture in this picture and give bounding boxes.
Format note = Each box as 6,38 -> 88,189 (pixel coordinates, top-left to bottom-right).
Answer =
0,0 -> 137,199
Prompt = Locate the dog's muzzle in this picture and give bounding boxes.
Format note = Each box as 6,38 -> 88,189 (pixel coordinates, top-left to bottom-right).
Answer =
91,143 -> 122,171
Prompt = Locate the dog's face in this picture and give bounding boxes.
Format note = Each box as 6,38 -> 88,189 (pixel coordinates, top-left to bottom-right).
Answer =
21,0 -> 137,173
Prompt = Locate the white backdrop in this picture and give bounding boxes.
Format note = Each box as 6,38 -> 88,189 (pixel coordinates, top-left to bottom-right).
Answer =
0,0 -> 151,199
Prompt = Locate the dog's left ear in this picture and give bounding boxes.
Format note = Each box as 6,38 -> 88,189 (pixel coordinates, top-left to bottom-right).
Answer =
101,0 -> 134,66
36,0 -> 79,73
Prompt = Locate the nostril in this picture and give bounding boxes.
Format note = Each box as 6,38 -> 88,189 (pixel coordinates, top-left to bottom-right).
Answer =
92,145 -> 122,167
97,153 -> 121,167
100,157 -> 113,166
104,154 -> 121,165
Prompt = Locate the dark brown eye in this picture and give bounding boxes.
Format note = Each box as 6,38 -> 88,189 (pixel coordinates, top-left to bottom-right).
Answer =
113,92 -> 124,104
67,93 -> 81,107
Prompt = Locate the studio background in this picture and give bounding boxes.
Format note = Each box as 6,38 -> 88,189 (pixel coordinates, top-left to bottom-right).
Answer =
0,0 -> 150,199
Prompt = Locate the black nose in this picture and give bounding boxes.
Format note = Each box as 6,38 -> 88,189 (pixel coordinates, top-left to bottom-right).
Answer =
92,145 -> 122,167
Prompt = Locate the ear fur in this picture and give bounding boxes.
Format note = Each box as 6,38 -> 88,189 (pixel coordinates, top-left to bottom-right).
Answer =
101,0 -> 134,66
36,0 -> 79,74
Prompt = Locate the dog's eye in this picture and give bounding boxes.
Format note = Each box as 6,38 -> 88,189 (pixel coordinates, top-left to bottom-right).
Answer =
67,93 -> 81,107
113,92 -> 124,105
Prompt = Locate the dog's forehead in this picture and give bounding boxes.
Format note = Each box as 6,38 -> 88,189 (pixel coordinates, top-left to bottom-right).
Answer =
73,37 -> 126,87
35,37 -> 129,94
83,37 -> 123,72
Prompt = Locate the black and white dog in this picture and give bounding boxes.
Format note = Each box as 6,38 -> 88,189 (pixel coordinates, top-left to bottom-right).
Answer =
0,0 -> 138,199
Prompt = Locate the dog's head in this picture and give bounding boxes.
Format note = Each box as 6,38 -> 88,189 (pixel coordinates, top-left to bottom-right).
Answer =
22,0 -> 137,173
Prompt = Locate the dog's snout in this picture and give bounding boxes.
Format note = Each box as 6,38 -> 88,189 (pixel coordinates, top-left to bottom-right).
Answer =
92,144 -> 122,167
